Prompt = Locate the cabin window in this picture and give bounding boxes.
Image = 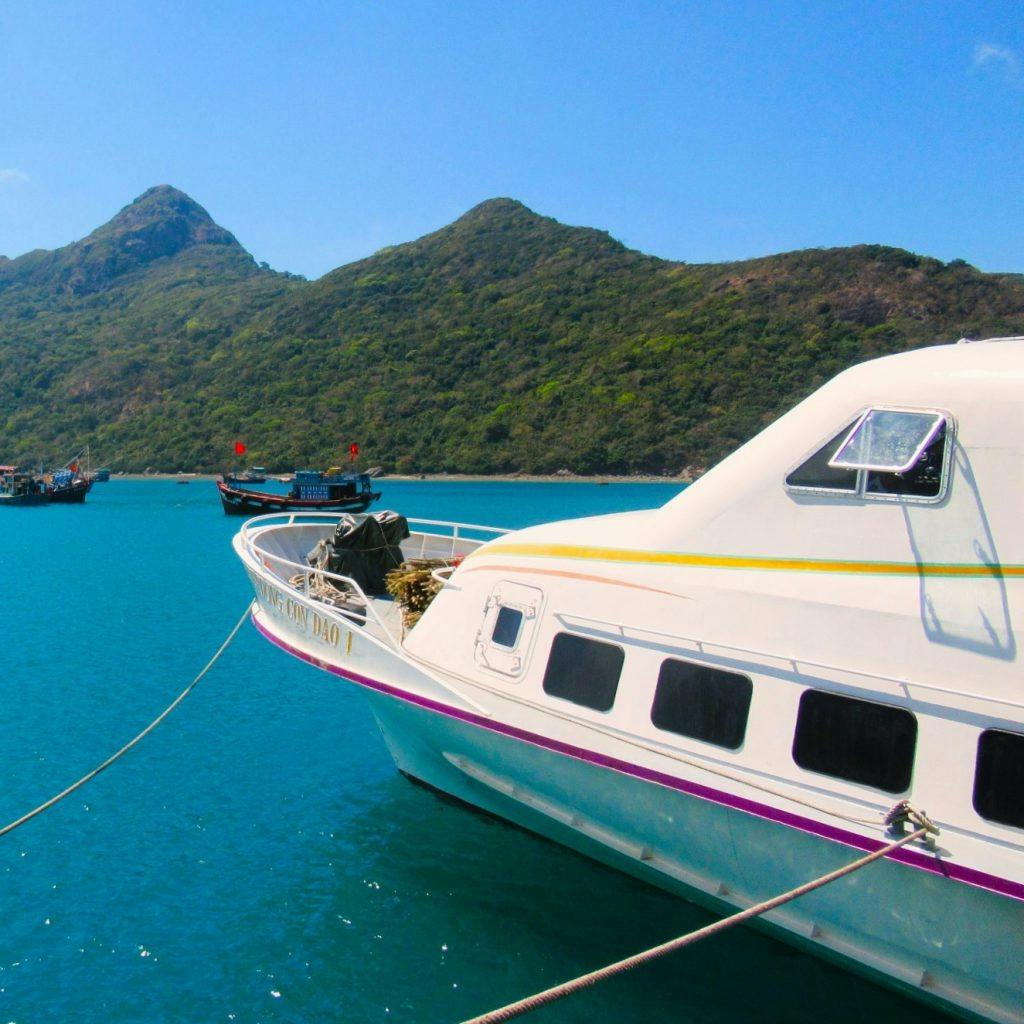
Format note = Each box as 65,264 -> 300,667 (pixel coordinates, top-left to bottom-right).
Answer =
973,729 -> 1024,830
542,633 -> 624,712
474,581 -> 544,679
786,408 -> 951,501
863,422 -> 946,498
830,409 -> 945,473
786,423 -> 859,492
491,606 -> 524,649
651,659 -> 752,749
792,690 -> 917,793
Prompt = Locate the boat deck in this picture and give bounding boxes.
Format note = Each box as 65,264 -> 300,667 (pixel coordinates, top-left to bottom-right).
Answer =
237,512 -> 509,650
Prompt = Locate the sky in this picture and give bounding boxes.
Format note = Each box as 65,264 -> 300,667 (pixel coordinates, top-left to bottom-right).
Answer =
1,1 -> 1022,278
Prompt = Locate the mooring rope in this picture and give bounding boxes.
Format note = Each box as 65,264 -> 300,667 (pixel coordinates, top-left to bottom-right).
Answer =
461,804 -> 938,1024
0,604 -> 252,840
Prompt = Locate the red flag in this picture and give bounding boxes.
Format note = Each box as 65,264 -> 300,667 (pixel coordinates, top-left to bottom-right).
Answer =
234,441 -> 247,456
349,442 -> 359,457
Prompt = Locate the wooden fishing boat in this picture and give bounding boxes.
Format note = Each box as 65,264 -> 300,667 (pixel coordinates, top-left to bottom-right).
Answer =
41,449 -> 94,504
217,469 -> 380,516
0,466 -> 47,506
45,468 -> 92,503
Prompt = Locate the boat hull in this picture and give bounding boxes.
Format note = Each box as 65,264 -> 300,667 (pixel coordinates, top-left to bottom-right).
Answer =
0,492 -> 48,506
46,479 -> 91,503
362,688 -> 1021,1023
217,481 -> 380,516
248,597 -> 1023,1024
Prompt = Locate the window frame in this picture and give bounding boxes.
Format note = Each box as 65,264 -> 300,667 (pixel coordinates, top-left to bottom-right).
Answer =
490,605 -> 525,650
973,728 -> 1024,831
650,657 -> 753,751
474,581 -> 545,681
541,631 -> 625,714
791,688 -> 918,794
785,406 -> 954,505
828,408 -> 947,473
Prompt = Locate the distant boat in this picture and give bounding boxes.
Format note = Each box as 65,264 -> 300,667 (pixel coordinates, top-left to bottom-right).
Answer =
92,467 -> 111,482
0,466 -> 47,506
216,468 -> 380,516
42,448 -> 94,504
224,466 -> 267,485
45,466 -> 92,503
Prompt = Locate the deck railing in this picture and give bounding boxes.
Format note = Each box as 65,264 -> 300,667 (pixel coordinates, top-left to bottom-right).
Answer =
238,513 -> 510,649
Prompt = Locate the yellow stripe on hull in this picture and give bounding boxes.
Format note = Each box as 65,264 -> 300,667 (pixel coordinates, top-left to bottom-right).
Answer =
469,542 -> 1024,579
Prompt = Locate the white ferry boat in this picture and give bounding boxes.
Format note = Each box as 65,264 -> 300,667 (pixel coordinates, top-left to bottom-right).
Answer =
232,337 -> 1023,1022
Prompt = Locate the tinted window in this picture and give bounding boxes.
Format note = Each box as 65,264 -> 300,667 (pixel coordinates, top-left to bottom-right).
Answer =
651,659 -> 752,749
793,690 -> 917,793
974,729 -> 1024,829
865,423 -> 946,498
491,606 -> 524,648
786,424 -> 859,492
831,410 -> 944,472
542,633 -> 624,712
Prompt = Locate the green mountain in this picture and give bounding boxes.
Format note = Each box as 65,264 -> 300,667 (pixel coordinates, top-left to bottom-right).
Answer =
1,188 -> 1022,474
0,185 -> 250,295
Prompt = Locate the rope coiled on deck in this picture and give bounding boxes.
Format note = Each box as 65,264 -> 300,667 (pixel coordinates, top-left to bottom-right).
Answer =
0,604 -> 252,840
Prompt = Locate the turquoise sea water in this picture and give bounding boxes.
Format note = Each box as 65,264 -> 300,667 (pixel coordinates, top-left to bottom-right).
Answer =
0,481 -> 948,1024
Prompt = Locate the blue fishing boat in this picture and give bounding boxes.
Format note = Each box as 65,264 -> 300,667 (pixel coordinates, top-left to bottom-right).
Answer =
45,466 -> 92,503
217,468 -> 380,516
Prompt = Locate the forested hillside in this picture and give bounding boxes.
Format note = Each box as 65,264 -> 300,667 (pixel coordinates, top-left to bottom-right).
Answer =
2,186 -> 1022,473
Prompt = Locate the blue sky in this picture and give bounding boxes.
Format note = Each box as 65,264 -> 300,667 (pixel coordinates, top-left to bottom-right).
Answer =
1,1 -> 1022,277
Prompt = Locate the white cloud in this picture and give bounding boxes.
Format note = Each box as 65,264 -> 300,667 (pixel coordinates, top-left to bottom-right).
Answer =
0,168 -> 29,187
973,42 -> 1021,83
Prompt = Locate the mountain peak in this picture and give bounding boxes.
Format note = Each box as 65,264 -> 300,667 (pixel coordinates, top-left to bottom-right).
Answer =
136,183 -> 193,203
458,197 -> 532,220
0,185 -> 250,296
412,196 -> 631,271
93,184 -> 242,253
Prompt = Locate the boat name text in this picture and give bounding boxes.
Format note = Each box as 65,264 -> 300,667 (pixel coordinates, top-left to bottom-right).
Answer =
249,572 -> 345,650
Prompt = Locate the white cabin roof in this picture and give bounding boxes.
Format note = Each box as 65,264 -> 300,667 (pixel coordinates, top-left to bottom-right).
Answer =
461,337 -> 1022,704
497,339 -> 1024,553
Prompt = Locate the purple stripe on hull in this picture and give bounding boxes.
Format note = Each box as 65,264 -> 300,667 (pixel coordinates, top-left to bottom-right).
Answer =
251,613 -> 1024,904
